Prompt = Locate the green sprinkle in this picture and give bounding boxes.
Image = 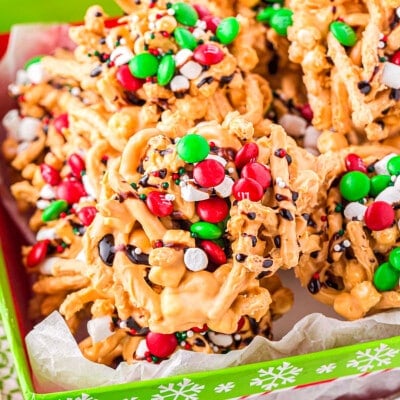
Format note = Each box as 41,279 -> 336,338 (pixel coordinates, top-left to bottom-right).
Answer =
162,182 -> 169,189
178,167 -> 186,175
334,204 -> 344,212
139,193 -> 147,200
175,179 -> 181,185
130,182 -> 138,189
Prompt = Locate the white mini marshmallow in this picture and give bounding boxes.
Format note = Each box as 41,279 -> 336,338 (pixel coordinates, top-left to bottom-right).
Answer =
39,184 -> 56,200
180,183 -> 210,202
303,126 -> 321,149
278,114 -> 307,138
76,250 -> 86,262
2,109 -> 20,139
343,202 -> 367,221
36,228 -> 56,241
381,62 -> 400,89
135,339 -> 149,359
27,63 -> 48,84
180,61 -> 202,80
15,69 -> 29,86
110,46 -> 134,66
17,117 -> 41,142
39,256 -> 60,275
184,248 -> 208,272
208,331 -> 233,348
82,175 -> 97,199
214,176 -> 234,198
373,153 -> 397,175
170,75 -> 190,92
192,28 -> 206,39
87,316 -> 113,344
375,186 -> 400,204
174,49 -> 193,67
206,154 -> 227,166
36,199 -> 50,210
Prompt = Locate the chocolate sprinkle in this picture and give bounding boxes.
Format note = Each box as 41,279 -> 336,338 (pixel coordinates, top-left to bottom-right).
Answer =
235,253 -> 247,262
90,65 -> 102,77
307,277 -> 321,294
247,212 -> 256,220
357,80 -> 372,95
279,208 -> 294,221
197,76 -> 214,88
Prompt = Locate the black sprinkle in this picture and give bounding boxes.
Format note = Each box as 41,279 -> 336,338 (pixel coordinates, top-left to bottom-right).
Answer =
250,236 -> 257,247
247,212 -> 256,220
279,208 -> 294,221
307,277 -> 321,294
262,259 -> 273,268
257,271 -> 272,279
268,53 -> 279,75
376,119 -> 385,129
310,251 -> 319,259
99,37 -> 106,45
275,194 -> 289,202
158,168 -> 167,179
274,236 -> 281,248
197,76 -> 214,88
95,11 -> 103,17
219,74 -> 235,88
235,253 -> 247,262
325,271 -> 345,291
194,338 -> 206,347
357,80 -> 372,95
125,91 -> 146,106
90,65 -> 102,77
285,154 -> 292,165
292,191 -> 299,202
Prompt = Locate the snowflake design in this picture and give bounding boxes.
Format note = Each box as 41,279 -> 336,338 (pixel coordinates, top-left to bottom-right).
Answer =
250,362 -> 303,391
64,394 -> 98,400
214,382 -> 235,393
122,398 -> 139,400
316,363 -> 337,374
346,343 -> 399,373
151,378 -> 205,400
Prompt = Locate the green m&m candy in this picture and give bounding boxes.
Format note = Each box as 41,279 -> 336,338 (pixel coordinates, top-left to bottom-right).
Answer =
157,55 -> 176,86
129,53 -> 159,79
216,17 -> 240,45
389,247 -> 400,271
269,8 -> 293,36
42,200 -> 68,222
256,7 -> 278,23
172,2 -> 199,26
387,155 -> 400,176
174,27 -> 197,50
330,21 -> 357,47
373,262 -> 400,291
339,171 -> 370,201
190,221 -> 223,240
369,174 -> 392,197
176,134 -> 210,163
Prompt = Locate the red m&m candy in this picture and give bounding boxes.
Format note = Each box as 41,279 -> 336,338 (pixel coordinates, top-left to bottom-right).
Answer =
345,153 -> 367,173
26,240 -> 50,268
146,332 -> 178,358
196,197 -> 228,223
234,142 -> 259,170
364,201 -> 395,231
53,113 -> 69,133
40,163 -> 61,186
77,206 -> 97,226
56,180 -> 86,204
193,44 -> 224,65
68,153 -> 86,178
241,162 -> 271,190
116,64 -> 144,91
193,4 -> 211,18
390,51 -> 400,65
193,159 -> 225,188
233,177 -> 264,201
199,240 -> 227,265
146,191 -> 174,217
202,15 -> 221,33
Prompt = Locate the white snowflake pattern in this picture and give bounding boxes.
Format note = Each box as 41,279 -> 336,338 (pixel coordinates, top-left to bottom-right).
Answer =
346,343 -> 399,373
214,382 -> 235,393
64,394 -> 98,400
151,378 -> 205,400
250,362 -> 303,391
122,397 -> 139,400
316,363 -> 337,374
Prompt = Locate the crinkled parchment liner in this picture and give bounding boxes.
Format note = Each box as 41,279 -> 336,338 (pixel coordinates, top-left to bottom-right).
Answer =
3,24 -> 400,400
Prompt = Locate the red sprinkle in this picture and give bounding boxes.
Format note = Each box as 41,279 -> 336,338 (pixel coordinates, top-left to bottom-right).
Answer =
40,163 -> 61,186
232,177 -> 264,202
241,162 -> 271,190
161,31 -> 170,37
237,316 -> 245,331
191,324 -> 208,333
53,113 -> 69,134
56,179 -> 87,204
154,240 -> 164,248
235,142 -> 259,170
68,153 -> 86,178
390,51 -> 400,66
364,201 -> 395,231
77,206 -> 98,226
26,240 -> 50,268
345,153 -> 367,173
116,64 -> 145,91
193,4 -> 211,18
193,44 -> 224,66
56,245 -> 64,253
146,332 -> 178,358
196,197 -> 229,223
199,240 -> 227,265
299,103 -> 313,122
320,215 -> 327,222
202,15 -> 221,33
146,191 -> 174,217
193,159 -> 225,188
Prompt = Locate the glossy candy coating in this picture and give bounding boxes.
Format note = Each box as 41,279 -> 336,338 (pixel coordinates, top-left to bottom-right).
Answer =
190,221 -> 223,239
193,44 -> 224,65
330,21 -> 357,47
176,134 -> 210,163
193,159 -> 225,188
216,17 -> 240,45
146,191 -> 174,217
232,177 -> 264,201
339,171 -> 370,201
116,65 -> 144,91
146,332 -> 178,358
373,262 -> 400,291
364,201 -> 395,231
234,142 -> 259,170
241,162 -> 271,190
129,53 -> 159,79
196,197 -> 229,223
